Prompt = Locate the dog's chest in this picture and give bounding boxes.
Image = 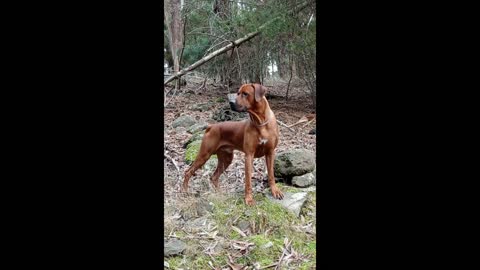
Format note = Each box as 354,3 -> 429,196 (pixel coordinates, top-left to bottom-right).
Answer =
258,137 -> 268,145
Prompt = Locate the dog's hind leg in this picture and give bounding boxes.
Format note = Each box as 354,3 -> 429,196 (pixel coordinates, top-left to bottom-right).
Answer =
181,128 -> 219,192
210,147 -> 234,191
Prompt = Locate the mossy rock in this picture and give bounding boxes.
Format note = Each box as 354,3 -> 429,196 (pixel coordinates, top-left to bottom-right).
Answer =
274,149 -> 315,178
185,140 -> 217,165
172,115 -> 196,128
187,122 -> 208,134
183,131 -> 205,148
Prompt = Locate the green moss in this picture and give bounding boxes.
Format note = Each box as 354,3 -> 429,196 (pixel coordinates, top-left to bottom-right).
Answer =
165,256 -> 183,268
185,140 -> 217,164
216,97 -> 226,103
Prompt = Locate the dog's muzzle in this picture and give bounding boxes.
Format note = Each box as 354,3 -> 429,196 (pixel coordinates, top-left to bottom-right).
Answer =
227,93 -> 242,112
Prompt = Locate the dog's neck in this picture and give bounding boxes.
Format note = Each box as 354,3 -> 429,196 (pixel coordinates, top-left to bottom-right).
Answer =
247,98 -> 271,127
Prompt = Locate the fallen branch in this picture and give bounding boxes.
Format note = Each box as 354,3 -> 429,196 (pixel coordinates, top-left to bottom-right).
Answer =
259,263 -> 278,270
164,153 -> 180,172
231,225 -> 247,237
302,118 -> 315,128
276,119 -> 295,132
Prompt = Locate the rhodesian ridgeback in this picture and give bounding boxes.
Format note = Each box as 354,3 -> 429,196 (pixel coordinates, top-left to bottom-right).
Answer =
181,83 -> 284,205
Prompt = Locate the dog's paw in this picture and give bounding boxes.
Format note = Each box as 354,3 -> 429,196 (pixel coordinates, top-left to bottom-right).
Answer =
271,186 -> 284,200
245,195 -> 255,206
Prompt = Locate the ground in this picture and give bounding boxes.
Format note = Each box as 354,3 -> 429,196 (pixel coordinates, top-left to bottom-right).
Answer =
164,76 -> 316,269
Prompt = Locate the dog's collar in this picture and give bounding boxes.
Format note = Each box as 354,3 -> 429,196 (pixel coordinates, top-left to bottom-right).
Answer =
248,114 -> 270,127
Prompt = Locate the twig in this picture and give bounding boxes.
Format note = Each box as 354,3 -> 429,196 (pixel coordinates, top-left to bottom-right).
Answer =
164,153 -> 180,171
275,248 -> 287,270
231,225 -> 247,237
302,118 -> 315,128
276,119 -> 295,132
195,77 -> 207,94
287,119 -> 308,128
275,239 -> 293,270
259,263 -> 279,269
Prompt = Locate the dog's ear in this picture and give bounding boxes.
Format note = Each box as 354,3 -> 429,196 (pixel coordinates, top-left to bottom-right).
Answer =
253,84 -> 266,102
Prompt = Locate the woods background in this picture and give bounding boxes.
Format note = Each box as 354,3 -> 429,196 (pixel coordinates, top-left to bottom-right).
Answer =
164,0 -> 316,107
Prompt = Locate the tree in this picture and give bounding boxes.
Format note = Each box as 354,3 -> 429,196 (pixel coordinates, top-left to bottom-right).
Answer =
164,0 -> 185,88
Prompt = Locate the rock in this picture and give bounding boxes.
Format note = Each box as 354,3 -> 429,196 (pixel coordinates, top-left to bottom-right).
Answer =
164,238 -> 187,256
197,200 -> 214,216
308,128 -> 316,135
236,220 -> 250,231
203,158 -> 218,173
184,215 -> 216,233
172,115 -> 196,128
185,140 -> 217,169
185,140 -> 202,164
175,126 -> 187,134
261,242 -> 274,249
265,191 -> 308,217
187,122 -> 208,134
189,103 -> 213,112
183,132 -> 205,148
212,104 -> 248,122
301,186 -> 317,192
292,172 -> 315,187
274,149 -> 315,178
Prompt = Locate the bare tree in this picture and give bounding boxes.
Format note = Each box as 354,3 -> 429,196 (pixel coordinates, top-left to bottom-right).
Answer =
164,0 -> 185,89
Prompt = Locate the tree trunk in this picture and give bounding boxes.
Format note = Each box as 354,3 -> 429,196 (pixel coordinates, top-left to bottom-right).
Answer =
164,0 -> 185,89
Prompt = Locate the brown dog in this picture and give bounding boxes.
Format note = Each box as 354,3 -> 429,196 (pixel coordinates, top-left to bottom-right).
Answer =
181,83 -> 284,205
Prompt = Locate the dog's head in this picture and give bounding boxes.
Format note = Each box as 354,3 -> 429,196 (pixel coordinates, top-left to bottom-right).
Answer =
227,83 -> 267,112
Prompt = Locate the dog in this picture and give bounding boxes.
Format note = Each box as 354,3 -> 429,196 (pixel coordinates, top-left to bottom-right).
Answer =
181,83 -> 283,205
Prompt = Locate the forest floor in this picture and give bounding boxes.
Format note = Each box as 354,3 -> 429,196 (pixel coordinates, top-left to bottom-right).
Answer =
164,76 -> 317,270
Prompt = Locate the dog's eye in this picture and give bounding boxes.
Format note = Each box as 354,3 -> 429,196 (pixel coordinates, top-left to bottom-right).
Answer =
243,93 -> 248,97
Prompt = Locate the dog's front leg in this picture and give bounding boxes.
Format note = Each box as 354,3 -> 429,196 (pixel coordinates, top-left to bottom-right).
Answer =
244,153 -> 255,206
265,151 -> 284,199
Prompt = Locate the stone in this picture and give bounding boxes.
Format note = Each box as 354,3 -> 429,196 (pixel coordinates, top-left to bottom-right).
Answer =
172,115 -> 196,128
197,200 -> 214,216
183,132 -> 204,148
203,158 -> 218,173
292,172 -> 315,187
212,104 -> 248,122
236,220 -> 250,231
274,149 -> 315,178
190,103 -> 213,112
261,242 -> 274,249
308,128 -> 316,135
164,238 -> 187,256
265,191 -> 308,217
187,122 -> 208,134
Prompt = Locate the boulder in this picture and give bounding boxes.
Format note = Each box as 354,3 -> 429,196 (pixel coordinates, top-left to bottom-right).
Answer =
164,238 -> 187,256
189,103 -> 213,112
265,191 -> 308,217
183,132 -> 204,148
187,122 -> 208,134
292,172 -> 316,187
274,149 -> 315,178
212,104 -> 247,122
172,115 -> 196,128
